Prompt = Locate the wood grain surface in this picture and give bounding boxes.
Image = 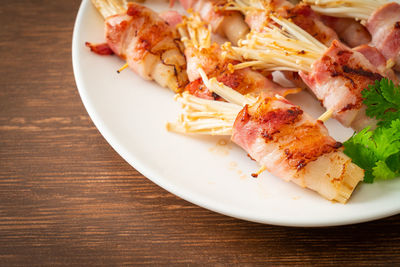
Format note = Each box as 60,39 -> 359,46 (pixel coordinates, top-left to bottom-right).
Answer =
1,0 -> 399,265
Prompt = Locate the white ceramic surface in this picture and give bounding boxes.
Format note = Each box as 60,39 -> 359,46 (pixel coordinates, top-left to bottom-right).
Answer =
72,0 -> 400,227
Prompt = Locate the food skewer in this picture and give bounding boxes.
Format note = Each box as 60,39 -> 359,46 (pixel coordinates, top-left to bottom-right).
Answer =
303,0 -> 400,70
117,63 -> 129,73
228,16 -> 395,131
89,0 -> 188,92
167,72 -> 364,203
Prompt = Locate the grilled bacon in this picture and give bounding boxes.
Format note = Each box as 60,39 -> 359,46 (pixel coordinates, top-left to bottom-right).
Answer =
353,44 -> 398,84
85,42 -> 114,55
286,4 -> 339,46
367,2 -> 400,70
231,95 -> 363,203
321,16 -> 371,48
299,40 -> 381,131
159,10 -> 183,27
103,3 -> 188,92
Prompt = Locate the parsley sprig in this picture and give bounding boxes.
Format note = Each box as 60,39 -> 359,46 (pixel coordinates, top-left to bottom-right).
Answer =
343,79 -> 400,183
362,79 -> 400,127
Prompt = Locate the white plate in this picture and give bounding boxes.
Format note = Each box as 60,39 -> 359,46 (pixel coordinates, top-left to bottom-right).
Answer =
72,0 -> 400,227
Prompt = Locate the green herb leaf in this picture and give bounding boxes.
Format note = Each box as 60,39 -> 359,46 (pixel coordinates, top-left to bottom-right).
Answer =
344,118 -> 400,183
362,79 -> 400,127
343,127 -> 376,168
372,119 -> 400,158
386,152 -> 400,174
372,161 -> 397,180
343,128 -> 376,183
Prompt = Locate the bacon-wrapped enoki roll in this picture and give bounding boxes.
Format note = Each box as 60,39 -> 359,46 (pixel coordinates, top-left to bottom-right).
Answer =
304,0 -> 400,71
298,40 -> 382,131
228,16 -> 394,131
178,13 -> 300,100
178,0 -> 250,45
167,75 -> 364,203
89,0 -> 188,92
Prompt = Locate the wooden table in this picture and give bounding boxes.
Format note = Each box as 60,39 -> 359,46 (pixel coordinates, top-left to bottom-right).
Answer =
1,0 -> 399,265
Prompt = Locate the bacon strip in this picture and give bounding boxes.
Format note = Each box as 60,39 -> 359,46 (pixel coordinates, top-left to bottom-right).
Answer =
286,4 -> 339,46
159,10 -> 183,27
85,42 -> 114,55
231,96 -> 363,203
321,16 -> 371,48
104,3 -> 188,92
367,2 -> 400,70
299,40 -> 381,131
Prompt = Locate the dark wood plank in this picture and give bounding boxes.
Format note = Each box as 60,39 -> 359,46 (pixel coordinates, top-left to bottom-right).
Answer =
0,0 -> 399,265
